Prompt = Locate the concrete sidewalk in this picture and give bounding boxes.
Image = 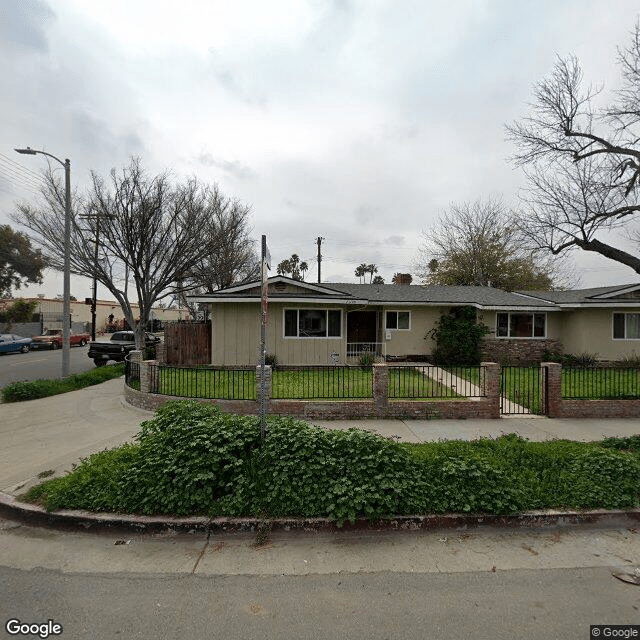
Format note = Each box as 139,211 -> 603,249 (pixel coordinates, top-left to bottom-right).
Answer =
1,377 -> 640,496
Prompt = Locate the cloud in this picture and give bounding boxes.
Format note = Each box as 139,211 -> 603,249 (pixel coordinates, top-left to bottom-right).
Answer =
197,153 -> 258,181
0,0 -> 55,54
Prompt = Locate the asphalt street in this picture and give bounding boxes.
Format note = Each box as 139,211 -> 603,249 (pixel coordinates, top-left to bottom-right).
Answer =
0,344 -> 95,387
1,519 -> 639,640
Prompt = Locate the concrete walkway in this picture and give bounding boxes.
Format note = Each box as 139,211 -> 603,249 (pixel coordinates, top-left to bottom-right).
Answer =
420,364 -> 531,414
1,377 -> 640,496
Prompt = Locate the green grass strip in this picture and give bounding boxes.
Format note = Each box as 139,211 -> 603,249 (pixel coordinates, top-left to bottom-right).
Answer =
1,363 -> 125,402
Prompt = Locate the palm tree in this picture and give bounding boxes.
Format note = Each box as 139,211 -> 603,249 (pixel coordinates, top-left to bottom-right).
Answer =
300,261 -> 309,281
355,263 -> 367,283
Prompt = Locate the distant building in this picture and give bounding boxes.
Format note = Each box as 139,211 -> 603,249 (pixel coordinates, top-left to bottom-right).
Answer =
0,297 -> 189,334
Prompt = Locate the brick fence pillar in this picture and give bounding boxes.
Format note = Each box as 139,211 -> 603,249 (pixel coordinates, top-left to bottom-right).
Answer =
140,359 -> 158,394
541,362 -> 562,418
480,362 -> 500,419
129,350 -> 142,364
155,341 -> 166,364
373,363 -> 388,416
256,365 -> 272,409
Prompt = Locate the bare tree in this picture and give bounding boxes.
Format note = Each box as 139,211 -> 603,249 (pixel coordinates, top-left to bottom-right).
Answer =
13,158 -> 245,348
416,198 -> 562,290
507,22 -> 640,273
183,186 -> 258,293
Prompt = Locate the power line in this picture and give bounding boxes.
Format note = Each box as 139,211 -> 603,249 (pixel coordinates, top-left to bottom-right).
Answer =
0,167 -> 41,194
0,153 -> 44,180
0,158 -> 43,191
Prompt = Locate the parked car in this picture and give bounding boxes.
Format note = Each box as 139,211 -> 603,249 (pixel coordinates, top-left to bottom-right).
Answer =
30,329 -> 91,350
88,331 -> 161,366
0,334 -> 34,354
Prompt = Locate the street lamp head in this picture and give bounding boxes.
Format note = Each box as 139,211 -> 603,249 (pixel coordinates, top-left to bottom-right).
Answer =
14,147 -> 38,155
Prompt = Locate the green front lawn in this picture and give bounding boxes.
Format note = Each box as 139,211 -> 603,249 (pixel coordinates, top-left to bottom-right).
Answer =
157,367 -> 257,400
272,367 -> 373,399
154,366 -> 468,400
562,367 -> 640,399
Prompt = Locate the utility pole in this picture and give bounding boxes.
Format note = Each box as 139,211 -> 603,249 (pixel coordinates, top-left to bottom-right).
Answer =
80,212 -> 114,341
16,147 -> 72,378
316,236 -> 324,283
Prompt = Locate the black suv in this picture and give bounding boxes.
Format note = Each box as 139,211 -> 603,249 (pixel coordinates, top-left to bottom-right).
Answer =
88,331 -> 160,366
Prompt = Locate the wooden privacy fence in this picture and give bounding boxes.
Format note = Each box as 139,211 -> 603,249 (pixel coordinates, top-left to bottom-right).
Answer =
164,322 -> 211,365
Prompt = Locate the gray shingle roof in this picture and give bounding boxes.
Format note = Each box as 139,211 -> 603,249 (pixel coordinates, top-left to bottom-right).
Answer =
323,283 -> 556,307
517,284 -> 640,304
192,276 -> 557,308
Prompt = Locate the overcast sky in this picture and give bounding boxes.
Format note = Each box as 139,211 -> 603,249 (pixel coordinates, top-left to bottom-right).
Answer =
1,0 -> 639,300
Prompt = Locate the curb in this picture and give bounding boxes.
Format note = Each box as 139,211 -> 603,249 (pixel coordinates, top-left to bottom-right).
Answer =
1,492 -> 639,536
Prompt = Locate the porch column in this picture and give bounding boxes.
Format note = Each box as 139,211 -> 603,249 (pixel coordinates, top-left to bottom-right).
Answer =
373,363 -> 388,415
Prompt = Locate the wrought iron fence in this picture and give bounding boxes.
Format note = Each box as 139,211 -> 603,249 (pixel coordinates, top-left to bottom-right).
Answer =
271,365 -> 373,399
500,366 -> 546,415
124,355 -> 140,390
388,365 -> 485,399
149,363 -> 256,399
562,366 -> 640,399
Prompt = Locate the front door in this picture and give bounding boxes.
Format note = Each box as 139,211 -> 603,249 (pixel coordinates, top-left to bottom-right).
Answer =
347,311 -> 378,343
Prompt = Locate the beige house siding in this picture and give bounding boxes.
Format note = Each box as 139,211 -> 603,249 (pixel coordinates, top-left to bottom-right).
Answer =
211,301 -> 346,365
211,302 -> 447,365
382,306 -> 440,358
558,308 -> 640,360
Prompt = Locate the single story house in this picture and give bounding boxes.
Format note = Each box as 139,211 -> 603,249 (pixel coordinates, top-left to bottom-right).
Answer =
188,277 -> 640,365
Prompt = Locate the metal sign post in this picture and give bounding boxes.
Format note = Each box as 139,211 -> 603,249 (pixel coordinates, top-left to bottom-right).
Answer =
259,235 -> 271,440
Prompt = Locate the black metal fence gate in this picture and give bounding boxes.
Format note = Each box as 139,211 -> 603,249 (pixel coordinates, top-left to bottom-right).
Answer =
500,365 -> 548,415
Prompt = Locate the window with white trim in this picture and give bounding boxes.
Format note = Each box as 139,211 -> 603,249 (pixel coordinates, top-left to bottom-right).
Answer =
613,313 -> 640,339
284,309 -> 341,338
385,310 -> 410,330
496,312 -> 546,338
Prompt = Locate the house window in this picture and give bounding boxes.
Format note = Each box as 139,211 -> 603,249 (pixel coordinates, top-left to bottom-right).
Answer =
613,313 -> 640,339
385,310 -> 410,330
496,313 -> 546,338
284,309 -> 341,338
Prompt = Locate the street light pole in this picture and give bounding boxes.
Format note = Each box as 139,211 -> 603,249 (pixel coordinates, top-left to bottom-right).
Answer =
15,146 -> 72,378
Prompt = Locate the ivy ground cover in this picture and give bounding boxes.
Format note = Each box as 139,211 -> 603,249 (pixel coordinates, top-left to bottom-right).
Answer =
23,400 -> 640,524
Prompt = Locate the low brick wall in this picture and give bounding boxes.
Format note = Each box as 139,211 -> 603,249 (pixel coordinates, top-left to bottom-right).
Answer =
124,385 -> 259,415
543,362 -> 640,418
553,399 -> 640,419
124,388 -> 499,420
124,361 -> 501,420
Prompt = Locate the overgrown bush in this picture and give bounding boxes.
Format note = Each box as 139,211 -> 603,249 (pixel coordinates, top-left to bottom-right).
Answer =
1,363 -> 125,402
542,350 -> 599,368
358,352 -> 375,368
428,306 -> 489,365
22,401 -> 640,521
264,353 -> 278,368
